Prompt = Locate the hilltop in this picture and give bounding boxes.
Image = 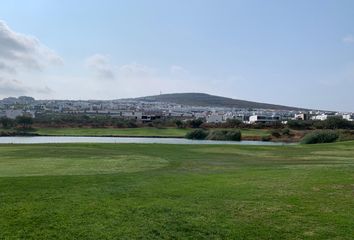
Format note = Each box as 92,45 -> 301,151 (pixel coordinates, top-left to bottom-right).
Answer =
134,93 -> 305,110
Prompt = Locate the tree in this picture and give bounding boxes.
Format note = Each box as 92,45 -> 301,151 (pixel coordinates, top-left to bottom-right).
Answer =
188,119 -> 204,128
322,117 -> 353,130
16,116 -> 34,129
175,120 -> 184,128
0,117 -> 15,129
225,119 -> 242,128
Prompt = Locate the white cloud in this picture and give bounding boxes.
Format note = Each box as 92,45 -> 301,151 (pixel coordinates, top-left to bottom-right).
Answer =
0,77 -> 27,95
0,20 -> 62,98
342,35 -> 354,44
85,54 -> 115,79
118,63 -> 156,79
0,76 -> 54,98
78,58 -> 208,99
0,20 -> 63,72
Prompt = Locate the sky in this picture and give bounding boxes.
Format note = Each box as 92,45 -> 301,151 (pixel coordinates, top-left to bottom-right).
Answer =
0,0 -> 354,111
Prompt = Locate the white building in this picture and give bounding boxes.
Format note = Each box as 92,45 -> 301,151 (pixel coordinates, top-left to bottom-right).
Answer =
194,112 -> 207,119
294,113 -> 309,120
206,114 -> 224,123
249,115 -> 280,124
311,114 -> 337,121
343,114 -> 354,121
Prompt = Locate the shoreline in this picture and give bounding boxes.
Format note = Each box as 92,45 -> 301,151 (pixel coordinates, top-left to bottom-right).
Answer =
0,133 -> 299,143
0,127 -> 301,142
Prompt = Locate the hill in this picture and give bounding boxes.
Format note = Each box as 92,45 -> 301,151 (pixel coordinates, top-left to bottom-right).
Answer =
134,93 -> 305,110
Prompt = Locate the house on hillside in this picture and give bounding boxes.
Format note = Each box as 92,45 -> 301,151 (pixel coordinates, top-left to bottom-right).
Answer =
311,114 -> 337,121
249,115 -> 280,124
343,114 -> 354,121
206,114 -> 224,123
294,113 -> 310,121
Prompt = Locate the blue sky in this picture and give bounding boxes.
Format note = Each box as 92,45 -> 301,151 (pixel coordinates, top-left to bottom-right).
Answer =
0,0 -> 354,111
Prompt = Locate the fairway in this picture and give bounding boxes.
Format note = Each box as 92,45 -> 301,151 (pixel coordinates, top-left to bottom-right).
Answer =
0,142 -> 353,239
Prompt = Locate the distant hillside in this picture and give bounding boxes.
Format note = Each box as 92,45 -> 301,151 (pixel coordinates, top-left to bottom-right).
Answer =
134,93 -> 305,110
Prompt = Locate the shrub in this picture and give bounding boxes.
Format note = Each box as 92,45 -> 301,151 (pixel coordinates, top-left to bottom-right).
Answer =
270,129 -> 281,138
337,130 -> 354,141
187,119 -> 204,128
320,117 -> 354,130
0,117 -> 15,129
223,119 -> 243,128
175,120 -> 185,128
287,120 -> 314,130
185,129 -> 208,140
16,116 -> 33,129
301,130 -> 339,144
261,135 -> 271,141
224,130 -> 242,141
206,129 -> 241,141
281,128 -> 291,135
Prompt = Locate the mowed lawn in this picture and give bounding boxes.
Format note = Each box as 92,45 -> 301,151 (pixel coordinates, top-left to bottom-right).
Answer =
0,142 -> 353,239
31,127 -> 270,138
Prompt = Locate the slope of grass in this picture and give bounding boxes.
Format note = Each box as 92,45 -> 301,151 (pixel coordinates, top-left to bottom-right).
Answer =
32,127 -> 190,137
0,142 -> 353,239
27,127 -> 270,138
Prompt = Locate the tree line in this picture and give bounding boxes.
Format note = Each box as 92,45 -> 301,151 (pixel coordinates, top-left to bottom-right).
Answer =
1,114 -> 353,131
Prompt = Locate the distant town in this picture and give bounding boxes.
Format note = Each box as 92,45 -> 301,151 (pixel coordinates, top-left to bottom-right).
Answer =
1,95 -> 353,124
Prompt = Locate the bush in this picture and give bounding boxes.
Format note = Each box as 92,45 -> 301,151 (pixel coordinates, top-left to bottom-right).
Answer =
282,128 -> 291,135
270,129 -> 281,138
337,130 -> 354,141
16,116 -> 33,129
187,119 -> 204,128
224,130 -> 242,141
185,129 -> 208,140
261,135 -> 271,141
175,120 -> 185,128
207,129 -> 241,141
301,130 -> 339,144
287,120 -> 314,130
0,117 -> 15,129
223,119 -> 243,128
320,117 -> 354,130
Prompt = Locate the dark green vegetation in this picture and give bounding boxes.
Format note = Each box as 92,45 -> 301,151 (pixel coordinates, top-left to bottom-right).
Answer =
0,142 -> 353,239
33,127 -> 189,138
134,92 -> 304,110
0,126 -> 270,139
301,130 -> 339,144
0,116 -> 33,129
287,117 -> 354,130
185,129 -> 209,139
207,129 -> 241,141
185,129 -> 242,141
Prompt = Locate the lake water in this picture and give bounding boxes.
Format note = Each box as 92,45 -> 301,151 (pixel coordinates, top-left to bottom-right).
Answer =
0,136 -> 292,145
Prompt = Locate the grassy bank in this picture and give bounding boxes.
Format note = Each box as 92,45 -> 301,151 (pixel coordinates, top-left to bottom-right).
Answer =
1,127 -> 271,139
32,127 -> 190,138
0,142 -> 353,239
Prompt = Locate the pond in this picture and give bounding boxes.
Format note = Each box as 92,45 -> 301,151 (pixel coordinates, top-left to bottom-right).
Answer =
0,136 -> 293,145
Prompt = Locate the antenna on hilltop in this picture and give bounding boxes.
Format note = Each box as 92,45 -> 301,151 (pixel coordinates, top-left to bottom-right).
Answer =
160,91 -> 162,95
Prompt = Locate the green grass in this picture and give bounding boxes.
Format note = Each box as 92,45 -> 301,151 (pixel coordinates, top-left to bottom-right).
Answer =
0,141 -> 353,239
238,128 -> 270,137
32,127 -> 190,137
29,127 -> 270,138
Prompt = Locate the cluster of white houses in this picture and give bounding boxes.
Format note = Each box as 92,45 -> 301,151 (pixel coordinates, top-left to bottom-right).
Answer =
1,96 -> 353,124
204,112 -> 354,124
